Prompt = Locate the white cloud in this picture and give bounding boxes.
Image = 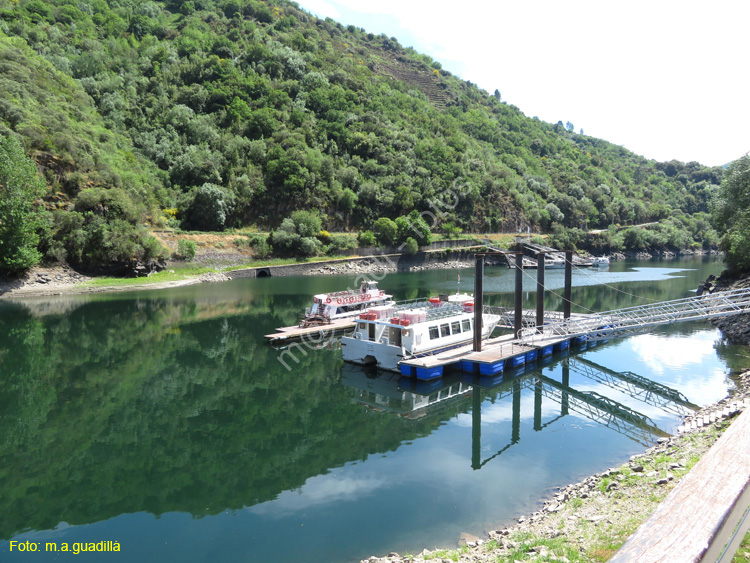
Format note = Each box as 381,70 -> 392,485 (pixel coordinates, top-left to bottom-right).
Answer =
248,473 -> 388,517
630,332 -> 715,375
298,0 -> 340,19
296,0 -> 750,165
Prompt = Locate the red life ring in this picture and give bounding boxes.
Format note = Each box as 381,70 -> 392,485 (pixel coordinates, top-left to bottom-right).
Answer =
326,297 -> 331,304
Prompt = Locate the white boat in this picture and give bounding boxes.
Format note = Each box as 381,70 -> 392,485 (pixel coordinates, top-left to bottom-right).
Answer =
545,257 -> 565,269
341,293 -> 502,373
302,280 -> 393,326
592,256 -> 610,267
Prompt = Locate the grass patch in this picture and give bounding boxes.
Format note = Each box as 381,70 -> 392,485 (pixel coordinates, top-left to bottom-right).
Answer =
506,534 -> 584,562
422,549 -> 458,561
733,530 -> 750,562
83,265 -> 214,287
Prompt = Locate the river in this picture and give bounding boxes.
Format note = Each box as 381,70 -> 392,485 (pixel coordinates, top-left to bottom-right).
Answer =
1,256 -> 748,562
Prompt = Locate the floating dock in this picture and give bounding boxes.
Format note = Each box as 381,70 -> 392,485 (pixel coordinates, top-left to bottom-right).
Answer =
398,333 -> 585,381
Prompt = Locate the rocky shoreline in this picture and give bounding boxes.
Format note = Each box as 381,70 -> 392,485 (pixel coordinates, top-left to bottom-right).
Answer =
710,272 -> 750,345
0,247 -> 723,299
362,370 -> 750,563
0,251 -> 484,299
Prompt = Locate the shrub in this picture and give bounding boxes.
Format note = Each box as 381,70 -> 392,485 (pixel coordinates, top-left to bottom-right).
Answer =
268,218 -> 321,257
403,237 -> 419,255
247,234 -> 272,259
176,239 -> 197,261
441,221 -> 462,239
326,234 -> 357,255
358,230 -> 376,246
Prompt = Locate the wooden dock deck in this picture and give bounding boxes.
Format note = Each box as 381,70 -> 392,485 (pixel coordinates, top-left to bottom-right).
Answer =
264,318 -> 355,343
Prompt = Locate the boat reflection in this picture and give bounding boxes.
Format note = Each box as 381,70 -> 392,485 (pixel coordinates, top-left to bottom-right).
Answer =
340,347 -> 700,470
340,365 -> 473,420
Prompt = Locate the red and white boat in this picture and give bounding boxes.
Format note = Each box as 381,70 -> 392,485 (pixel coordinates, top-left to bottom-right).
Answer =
303,280 -> 393,326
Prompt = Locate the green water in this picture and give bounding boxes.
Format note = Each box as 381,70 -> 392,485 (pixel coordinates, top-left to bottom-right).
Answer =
1,256 -> 748,562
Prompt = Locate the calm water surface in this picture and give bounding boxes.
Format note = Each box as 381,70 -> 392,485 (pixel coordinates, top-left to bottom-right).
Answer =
1,256 -> 748,562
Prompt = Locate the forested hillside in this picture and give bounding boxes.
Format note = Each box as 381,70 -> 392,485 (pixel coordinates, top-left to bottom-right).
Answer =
0,0 -> 726,272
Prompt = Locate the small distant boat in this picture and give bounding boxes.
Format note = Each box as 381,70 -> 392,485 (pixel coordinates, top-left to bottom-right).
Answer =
545,257 -> 565,269
592,256 -> 610,267
302,280 -> 393,326
341,293 -> 502,373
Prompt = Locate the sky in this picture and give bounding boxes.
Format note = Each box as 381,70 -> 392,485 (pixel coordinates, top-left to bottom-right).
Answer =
294,0 -> 749,167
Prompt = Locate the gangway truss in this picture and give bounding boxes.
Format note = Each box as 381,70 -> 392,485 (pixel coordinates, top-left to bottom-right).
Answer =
519,287 -> 750,344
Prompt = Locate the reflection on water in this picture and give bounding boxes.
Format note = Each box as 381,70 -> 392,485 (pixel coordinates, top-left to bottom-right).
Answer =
340,344 -> 697,469
1,256 -> 749,562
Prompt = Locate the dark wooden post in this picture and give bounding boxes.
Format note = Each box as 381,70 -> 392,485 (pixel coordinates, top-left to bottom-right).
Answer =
473,255 -> 483,352
515,253 -> 523,338
564,250 -> 573,320
536,253 -> 545,329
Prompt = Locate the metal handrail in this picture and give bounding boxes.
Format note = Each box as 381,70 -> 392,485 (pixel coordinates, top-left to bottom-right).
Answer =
519,287 -> 750,344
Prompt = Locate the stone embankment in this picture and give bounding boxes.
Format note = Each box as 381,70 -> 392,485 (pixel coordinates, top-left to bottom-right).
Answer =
361,370 -> 750,563
710,272 -> 750,345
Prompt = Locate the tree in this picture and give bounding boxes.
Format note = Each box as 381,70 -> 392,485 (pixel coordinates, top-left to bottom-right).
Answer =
0,136 -> 45,273
183,184 -> 235,231
372,217 -> 397,246
289,210 -> 322,238
712,155 -> 750,271
395,210 -> 431,247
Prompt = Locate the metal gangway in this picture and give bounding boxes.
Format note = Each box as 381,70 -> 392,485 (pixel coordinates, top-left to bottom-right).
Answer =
519,287 -> 750,343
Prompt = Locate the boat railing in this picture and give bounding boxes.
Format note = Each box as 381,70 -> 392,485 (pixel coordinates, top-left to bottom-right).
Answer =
392,298 -> 431,310
425,304 -> 466,321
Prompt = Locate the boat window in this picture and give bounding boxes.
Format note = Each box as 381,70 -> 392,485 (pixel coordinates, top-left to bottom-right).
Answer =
358,323 -> 365,329
429,326 -> 439,340
451,321 -> 461,334
462,319 -> 471,332
440,324 -> 450,337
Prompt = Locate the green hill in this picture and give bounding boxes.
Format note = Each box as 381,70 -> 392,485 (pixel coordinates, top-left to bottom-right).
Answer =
0,0 -> 725,272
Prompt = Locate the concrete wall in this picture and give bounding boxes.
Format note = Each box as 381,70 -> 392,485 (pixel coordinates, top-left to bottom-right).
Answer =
226,248 -> 501,279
